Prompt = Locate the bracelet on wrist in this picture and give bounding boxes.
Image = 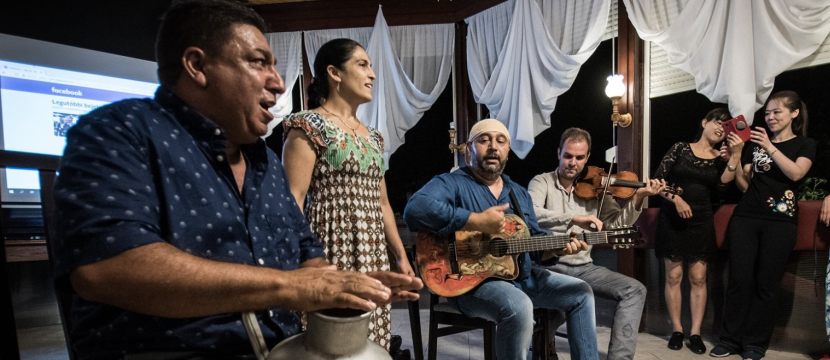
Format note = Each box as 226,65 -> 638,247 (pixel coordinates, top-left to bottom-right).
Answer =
726,164 -> 737,172
768,148 -> 778,157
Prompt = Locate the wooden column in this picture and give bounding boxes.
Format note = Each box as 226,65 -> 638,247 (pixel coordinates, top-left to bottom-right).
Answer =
301,37 -> 312,110
615,0 -> 647,288
615,1 -> 644,176
452,20 -> 476,164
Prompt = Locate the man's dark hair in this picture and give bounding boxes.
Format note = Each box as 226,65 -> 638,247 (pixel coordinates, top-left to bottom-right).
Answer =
558,127 -> 592,154
155,0 -> 267,86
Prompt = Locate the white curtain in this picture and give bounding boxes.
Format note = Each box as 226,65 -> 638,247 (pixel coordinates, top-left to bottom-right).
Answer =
303,8 -> 454,163
304,28 -> 373,74
623,0 -> 830,122
264,31 -> 302,137
466,0 -> 611,158
359,10 -> 454,163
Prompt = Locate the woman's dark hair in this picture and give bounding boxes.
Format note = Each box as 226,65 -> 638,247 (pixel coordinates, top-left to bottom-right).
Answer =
307,38 -> 364,109
767,90 -> 809,137
704,107 -> 731,123
155,0 -> 267,86
694,107 -> 731,141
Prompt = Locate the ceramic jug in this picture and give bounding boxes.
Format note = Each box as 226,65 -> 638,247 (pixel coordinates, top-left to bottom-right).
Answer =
244,308 -> 391,360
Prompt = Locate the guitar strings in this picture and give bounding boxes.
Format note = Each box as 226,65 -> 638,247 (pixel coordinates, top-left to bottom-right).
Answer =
446,231 -> 635,253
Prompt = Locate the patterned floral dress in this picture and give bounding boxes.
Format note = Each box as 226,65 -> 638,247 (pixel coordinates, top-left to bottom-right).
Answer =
283,111 -> 391,349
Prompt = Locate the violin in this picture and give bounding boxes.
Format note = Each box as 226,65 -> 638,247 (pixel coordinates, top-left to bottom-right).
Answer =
574,165 -> 682,201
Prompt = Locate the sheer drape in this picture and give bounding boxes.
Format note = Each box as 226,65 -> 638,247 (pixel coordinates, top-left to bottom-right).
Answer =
466,0 -> 611,158
623,0 -> 830,121
304,8 -> 454,163
264,31 -> 302,136
304,28 -> 373,73
359,10 -> 454,163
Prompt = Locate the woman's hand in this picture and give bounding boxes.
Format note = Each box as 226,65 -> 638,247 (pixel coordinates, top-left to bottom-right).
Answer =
724,132 -> 744,157
674,196 -> 693,219
749,127 -> 774,153
396,255 -> 416,278
719,142 -> 730,161
821,195 -> 830,227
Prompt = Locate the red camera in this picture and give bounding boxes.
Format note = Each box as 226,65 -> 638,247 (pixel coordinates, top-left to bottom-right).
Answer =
722,115 -> 750,142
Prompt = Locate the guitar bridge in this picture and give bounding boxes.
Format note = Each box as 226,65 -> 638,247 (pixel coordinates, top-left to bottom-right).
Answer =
446,273 -> 463,281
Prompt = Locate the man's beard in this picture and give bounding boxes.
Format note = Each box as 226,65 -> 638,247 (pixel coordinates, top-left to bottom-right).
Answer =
475,158 -> 506,181
557,166 -> 580,182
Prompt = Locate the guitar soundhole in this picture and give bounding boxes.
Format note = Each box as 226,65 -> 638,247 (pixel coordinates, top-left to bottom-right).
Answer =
490,239 -> 509,257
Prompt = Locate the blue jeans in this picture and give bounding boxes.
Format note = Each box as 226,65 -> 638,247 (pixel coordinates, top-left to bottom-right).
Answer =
451,267 -> 598,360
548,263 -> 646,360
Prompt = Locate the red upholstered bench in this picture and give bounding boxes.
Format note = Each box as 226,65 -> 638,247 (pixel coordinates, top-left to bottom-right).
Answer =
635,201 -> 830,251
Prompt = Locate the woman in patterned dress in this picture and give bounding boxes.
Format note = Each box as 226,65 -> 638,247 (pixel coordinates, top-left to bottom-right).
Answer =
281,38 -> 415,350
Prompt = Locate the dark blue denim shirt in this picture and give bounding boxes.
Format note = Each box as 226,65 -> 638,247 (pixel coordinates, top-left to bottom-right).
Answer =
402,167 -> 545,290
53,87 -> 323,359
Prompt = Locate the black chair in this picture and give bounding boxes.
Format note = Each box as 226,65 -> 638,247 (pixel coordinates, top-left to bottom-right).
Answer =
405,245 -> 551,360
0,210 -> 21,360
427,292 -> 496,360
403,246 -> 425,360
405,297 -> 424,360
425,294 -> 554,360
39,163 -> 77,360
0,151 -> 64,360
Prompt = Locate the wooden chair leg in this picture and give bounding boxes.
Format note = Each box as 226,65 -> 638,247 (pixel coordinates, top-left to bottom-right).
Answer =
427,310 -> 439,360
483,325 -> 495,360
407,299 -> 423,360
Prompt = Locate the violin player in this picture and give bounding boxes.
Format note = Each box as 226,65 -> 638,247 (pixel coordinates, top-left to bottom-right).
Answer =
527,127 -> 666,360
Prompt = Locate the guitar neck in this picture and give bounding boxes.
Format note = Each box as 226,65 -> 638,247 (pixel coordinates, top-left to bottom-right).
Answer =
503,232 -> 610,254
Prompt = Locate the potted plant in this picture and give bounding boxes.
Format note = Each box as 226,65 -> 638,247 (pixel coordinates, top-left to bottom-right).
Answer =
799,176 -> 828,201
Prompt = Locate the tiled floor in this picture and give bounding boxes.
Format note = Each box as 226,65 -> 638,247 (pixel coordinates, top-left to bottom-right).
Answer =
389,308 -> 813,360
9,252 -> 828,359
16,310 -> 814,360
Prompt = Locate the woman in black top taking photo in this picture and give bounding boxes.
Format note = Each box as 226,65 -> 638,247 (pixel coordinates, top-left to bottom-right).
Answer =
653,108 -> 740,355
710,90 -> 816,360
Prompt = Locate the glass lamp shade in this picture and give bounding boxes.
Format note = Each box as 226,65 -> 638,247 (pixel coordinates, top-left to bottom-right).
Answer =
605,74 -> 626,98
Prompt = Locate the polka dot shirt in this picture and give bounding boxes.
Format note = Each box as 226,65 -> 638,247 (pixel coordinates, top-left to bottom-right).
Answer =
53,87 -> 324,358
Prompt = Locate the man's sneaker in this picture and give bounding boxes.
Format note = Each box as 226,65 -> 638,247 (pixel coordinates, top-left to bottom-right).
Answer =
709,344 -> 736,358
741,349 -> 765,360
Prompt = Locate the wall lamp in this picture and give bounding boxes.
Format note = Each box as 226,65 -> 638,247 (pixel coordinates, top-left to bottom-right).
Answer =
605,74 -> 632,127
448,124 -> 467,154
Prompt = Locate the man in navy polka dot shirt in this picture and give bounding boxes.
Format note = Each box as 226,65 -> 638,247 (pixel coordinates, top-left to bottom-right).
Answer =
51,1 -> 421,358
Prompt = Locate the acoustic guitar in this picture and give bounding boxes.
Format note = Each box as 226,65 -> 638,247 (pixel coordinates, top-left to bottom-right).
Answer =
415,213 -> 641,297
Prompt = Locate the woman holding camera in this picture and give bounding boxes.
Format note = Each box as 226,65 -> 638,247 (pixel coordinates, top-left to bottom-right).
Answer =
654,108 -> 741,354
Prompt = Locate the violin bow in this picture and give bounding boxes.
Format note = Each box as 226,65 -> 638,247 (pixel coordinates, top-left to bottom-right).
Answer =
595,158 -> 616,224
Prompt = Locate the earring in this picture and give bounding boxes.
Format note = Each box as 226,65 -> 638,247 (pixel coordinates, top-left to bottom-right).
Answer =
336,81 -> 341,93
